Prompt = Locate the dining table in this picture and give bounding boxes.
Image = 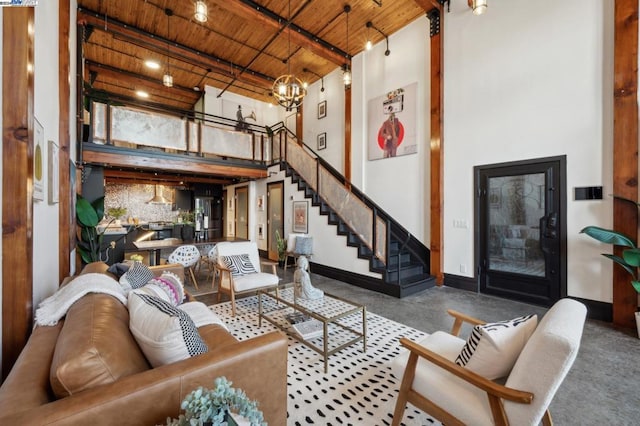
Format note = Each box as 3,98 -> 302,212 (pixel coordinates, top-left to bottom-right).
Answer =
131,236 -> 245,266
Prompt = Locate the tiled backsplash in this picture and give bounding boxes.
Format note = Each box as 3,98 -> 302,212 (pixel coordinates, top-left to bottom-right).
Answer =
105,184 -> 179,223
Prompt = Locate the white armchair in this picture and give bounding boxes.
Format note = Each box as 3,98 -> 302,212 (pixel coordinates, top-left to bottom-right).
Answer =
213,241 -> 279,316
390,298 -> 587,426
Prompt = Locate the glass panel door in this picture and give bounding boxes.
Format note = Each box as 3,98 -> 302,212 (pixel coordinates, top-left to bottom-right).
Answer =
267,182 -> 284,261
235,186 -> 248,239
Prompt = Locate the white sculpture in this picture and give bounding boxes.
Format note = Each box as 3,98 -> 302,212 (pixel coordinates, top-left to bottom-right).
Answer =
293,256 -> 323,300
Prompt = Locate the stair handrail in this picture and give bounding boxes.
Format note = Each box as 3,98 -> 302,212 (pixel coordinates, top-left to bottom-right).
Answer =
272,127 -> 429,271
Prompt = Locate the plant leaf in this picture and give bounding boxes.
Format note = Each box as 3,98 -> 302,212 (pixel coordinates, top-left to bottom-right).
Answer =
611,194 -> 640,208
76,196 -> 99,227
632,281 -> 640,294
91,196 -> 105,221
602,254 -> 637,278
622,248 -> 640,267
580,226 -> 635,248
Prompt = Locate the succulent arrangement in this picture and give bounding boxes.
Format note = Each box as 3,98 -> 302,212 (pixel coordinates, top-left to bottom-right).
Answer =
166,376 -> 265,426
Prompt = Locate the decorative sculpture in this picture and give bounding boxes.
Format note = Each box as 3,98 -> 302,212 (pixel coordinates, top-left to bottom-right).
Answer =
293,256 -> 323,300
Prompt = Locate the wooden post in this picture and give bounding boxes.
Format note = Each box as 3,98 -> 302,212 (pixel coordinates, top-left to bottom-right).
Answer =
2,8 -> 34,379
613,0 -> 639,328
59,0 -> 72,282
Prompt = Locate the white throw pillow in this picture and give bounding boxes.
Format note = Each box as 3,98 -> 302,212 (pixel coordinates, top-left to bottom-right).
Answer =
128,292 -> 208,367
455,314 -> 537,379
178,302 -> 229,330
221,254 -> 257,276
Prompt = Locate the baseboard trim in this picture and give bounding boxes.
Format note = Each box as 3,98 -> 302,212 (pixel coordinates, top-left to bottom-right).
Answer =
309,262 -> 400,297
443,274 -> 478,292
570,297 -> 612,322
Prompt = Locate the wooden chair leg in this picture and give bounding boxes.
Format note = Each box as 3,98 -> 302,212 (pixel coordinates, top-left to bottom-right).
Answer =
230,288 -> 236,317
189,267 -> 199,290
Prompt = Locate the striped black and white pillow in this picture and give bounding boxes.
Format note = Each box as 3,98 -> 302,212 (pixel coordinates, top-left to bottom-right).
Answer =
455,314 -> 537,380
124,261 -> 154,289
221,254 -> 256,276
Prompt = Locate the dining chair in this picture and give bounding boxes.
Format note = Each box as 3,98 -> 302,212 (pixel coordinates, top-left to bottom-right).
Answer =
167,244 -> 201,290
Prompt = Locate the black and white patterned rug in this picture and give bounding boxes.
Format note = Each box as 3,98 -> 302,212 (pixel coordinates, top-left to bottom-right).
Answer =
210,295 -> 441,426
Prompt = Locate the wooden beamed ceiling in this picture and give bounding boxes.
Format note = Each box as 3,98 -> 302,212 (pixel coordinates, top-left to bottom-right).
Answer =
78,0 -> 428,110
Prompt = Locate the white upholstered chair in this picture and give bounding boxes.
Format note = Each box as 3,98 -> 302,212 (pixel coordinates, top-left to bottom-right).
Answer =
167,244 -> 201,290
213,241 -> 279,316
390,298 -> 587,426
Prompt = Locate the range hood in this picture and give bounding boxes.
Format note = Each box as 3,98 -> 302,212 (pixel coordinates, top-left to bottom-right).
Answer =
147,185 -> 169,204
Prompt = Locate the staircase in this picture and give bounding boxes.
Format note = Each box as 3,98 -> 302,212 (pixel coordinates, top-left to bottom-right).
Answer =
279,157 -> 436,298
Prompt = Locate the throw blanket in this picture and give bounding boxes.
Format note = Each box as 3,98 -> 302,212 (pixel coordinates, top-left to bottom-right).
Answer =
35,273 -> 127,326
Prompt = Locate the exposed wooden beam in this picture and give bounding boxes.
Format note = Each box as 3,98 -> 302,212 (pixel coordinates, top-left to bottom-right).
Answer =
219,0 -> 349,66
429,8 -> 444,284
344,87 -> 352,182
78,8 -> 275,89
2,8 -> 34,380
413,0 -> 443,12
83,150 -> 268,179
59,1 -> 72,282
86,61 -> 197,96
103,169 -> 234,185
613,0 -> 639,328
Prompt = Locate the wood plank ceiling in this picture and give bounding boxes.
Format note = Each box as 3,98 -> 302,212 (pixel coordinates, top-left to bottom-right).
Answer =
78,0 -> 427,111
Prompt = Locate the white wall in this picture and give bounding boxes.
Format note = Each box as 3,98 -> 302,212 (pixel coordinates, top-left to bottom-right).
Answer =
443,0 -> 614,302
32,2 -> 63,309
203,85 -> 282,127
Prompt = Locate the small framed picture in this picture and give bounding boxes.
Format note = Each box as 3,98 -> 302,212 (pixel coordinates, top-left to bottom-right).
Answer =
293,201 -> 309,234
318,100 -> 327,119
257,195 -> 265,211
317,132 -> 326,150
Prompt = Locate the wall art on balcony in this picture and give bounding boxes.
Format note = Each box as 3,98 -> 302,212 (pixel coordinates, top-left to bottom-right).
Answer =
48,140 -> 59,204
293,201 -> 308,234
318,100 -> 327,119
317,132 -> 326,150
367,82 -> 418,161
33,117 -> 45,201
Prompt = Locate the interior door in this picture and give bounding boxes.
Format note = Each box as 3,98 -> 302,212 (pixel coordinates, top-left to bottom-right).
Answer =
235,186 -> 248,239
476,156 -> 566,307
267,181 -> 284,261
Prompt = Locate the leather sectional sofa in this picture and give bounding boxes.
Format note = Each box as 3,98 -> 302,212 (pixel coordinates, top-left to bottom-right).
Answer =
0,262 -> 288,425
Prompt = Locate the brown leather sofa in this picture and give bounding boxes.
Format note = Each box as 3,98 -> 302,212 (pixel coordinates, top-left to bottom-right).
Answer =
0,262 -> 288,425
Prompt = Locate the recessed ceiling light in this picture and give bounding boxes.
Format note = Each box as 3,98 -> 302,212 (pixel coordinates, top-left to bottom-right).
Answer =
145,60 -> 161,70
136,90 -> 149,98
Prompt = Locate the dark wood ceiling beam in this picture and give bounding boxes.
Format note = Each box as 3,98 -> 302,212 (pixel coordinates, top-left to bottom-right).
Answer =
221,0 -> 349,66
78,7 -> 274,89
86,61 -> 197,96
83,150 -> 268,179
413,0 -> 443,11
103,169 -> 234,185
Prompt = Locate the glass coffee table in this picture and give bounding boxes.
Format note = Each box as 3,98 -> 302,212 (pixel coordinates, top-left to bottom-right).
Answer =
258,283 -> 367,373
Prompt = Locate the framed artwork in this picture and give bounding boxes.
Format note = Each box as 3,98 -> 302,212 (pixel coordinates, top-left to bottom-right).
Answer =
317,132 -> 326,150
33,118 -> 45,201
318,100 -> 327,119
293,201 -> 309,233
258,223 -> 264,239
48,140 -> 59,204
257,195 -> 265,211
228,195 -> 234,211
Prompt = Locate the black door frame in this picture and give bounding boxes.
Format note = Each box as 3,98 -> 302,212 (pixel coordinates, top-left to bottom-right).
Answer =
474,155 -> 567,307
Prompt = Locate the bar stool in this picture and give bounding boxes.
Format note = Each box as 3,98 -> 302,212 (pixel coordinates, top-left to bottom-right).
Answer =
167,244 -> 201,290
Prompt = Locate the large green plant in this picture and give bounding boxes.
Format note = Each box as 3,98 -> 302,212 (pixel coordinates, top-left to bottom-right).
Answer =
581,196 -> 640,294
76,195 -> 112,264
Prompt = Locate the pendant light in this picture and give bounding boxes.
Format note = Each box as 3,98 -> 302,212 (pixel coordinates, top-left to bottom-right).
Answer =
194,1 -> 208,23
272,0 -> 307,111
472,0 -> 487,15
163,9 -> 173,88
343,5 -> 351,89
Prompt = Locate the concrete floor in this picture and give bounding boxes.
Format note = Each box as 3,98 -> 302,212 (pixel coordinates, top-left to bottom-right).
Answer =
197,269 -> 640,425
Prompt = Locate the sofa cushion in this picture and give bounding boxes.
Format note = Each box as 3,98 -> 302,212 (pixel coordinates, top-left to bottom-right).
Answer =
232,272 -> 279,292
455,314 -> 537,379
50,293 -> 150,398
128,293 -> 208,367
122,261 -> 154,289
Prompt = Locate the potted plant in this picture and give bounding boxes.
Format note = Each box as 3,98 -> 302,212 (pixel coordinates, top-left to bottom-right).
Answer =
107,206 -> 127,226
76,195 -> 114,264
166,376 -> 265,426
275,230 -> 287,267
581,197 -> 640,336
179,210 -> 196,241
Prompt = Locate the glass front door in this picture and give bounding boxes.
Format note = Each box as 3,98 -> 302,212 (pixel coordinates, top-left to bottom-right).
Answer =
267,181 -> 284,261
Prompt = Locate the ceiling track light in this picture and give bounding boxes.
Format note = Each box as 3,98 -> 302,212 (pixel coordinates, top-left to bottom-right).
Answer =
365,21 -> 390,56
194,1 -> 208,23
303,67 -> 325,93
